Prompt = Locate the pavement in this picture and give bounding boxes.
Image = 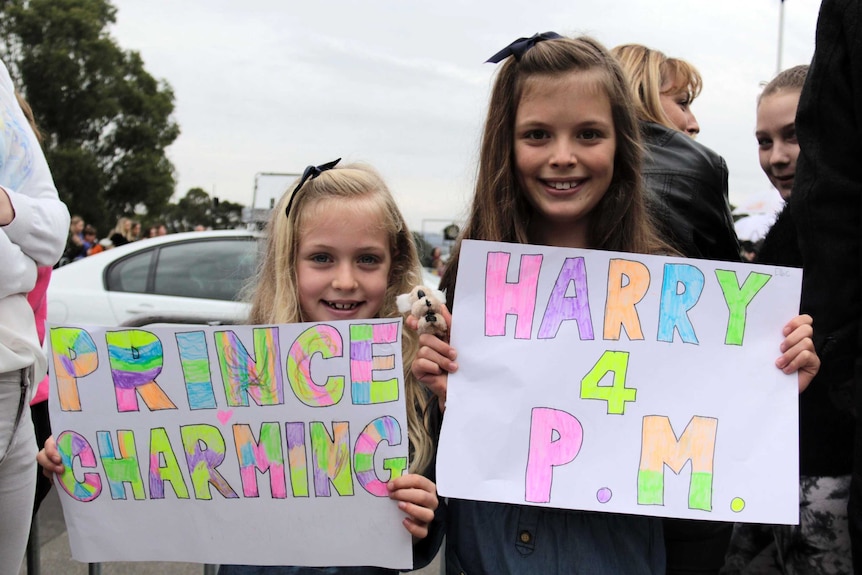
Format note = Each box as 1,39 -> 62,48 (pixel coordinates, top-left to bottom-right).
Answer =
19,489 -> 442,575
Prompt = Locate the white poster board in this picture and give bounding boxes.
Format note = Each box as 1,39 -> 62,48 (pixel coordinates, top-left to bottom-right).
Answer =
47,319 -> 412,568
437,239 -> 802,524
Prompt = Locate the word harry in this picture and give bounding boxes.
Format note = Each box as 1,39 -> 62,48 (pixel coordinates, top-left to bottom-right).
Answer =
49,322 -> 406,504
484,252 -> 770,345
484,251 -> 771,512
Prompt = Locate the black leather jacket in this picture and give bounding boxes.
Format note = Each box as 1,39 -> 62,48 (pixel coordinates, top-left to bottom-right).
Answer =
640,121 -> 741,262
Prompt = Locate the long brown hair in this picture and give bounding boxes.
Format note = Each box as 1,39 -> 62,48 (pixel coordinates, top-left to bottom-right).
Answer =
441,35 -> 667,303
246,163 -> 435,473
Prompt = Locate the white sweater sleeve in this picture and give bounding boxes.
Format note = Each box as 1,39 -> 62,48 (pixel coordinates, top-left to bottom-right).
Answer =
0,227 -> 37,298
0,58 -> 69,290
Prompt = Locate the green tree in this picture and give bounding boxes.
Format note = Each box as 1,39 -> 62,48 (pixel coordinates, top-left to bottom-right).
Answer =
164,187 -> 244,231
0,0 -> 179,233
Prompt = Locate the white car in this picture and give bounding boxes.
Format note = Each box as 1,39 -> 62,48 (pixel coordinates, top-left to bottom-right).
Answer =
48,230 -> 262,326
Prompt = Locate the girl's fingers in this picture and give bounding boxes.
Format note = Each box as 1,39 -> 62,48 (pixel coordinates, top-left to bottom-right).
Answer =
388,474 -> 438,538
779,322 -> 814,353
776,331 -> 817,371
36,450 -> 63,479
782,313 -> 813,336
403,517 -> 429,539
418,333 -> 457,361
397,500 -> 435,526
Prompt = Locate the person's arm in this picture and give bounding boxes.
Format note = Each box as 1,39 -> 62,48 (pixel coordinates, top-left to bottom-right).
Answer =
0,179 -> 69,267
0,227 -> 36,298
0,58 -> 70,270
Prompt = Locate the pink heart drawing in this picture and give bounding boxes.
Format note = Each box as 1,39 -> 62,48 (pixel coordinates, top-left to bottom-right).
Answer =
216,409 -> 233,425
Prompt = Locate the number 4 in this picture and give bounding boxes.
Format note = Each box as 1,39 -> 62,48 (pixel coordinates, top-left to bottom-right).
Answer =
580,350 -> 636,415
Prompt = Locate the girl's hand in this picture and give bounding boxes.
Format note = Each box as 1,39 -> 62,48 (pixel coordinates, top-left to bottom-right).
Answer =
407,305 -> 457,412
776,314 -> 819,393
388,473 -> 438,541
37,435 -> 64,480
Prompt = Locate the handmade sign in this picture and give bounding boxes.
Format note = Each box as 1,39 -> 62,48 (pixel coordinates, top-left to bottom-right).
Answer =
437,239 -> 802,524
47,319 -> 412,568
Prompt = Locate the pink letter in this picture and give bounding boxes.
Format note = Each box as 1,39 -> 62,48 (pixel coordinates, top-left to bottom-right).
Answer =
485,252 -> 543,339
525,407 -> 583,503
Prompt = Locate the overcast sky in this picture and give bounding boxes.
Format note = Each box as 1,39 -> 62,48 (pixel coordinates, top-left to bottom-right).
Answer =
109,0 -> 821,234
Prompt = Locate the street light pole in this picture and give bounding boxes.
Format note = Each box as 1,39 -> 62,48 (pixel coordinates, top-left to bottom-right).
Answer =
777,0 -> 786,74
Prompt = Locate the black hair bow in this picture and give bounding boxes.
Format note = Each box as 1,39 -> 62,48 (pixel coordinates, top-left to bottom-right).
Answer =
285,158 -> 341,217
485,32 -> 563,64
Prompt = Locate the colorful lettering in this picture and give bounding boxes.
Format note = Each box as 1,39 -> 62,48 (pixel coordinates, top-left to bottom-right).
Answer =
180,424 -> 239,500
657,264 -> 704,344
538,257 -> 594,340
309,421 -> 353,497
149,427 -> 190,499
715,270 -> 771,345
97,430 -> 146,500
350,322 -> 400,405
288,325 -> 344,407
354,416 -> 406,496
638,415 -> 718,511
55,430 -> 101,501
604,259 -> 650,341
176,331 -> 217,410
105,330 -> 176,412
233,422 -> 287,499
525,407 -> 583,503
285,422 -> 309,497
580,350 -> 636,415
49,327 -> 98,411
485,251 -> 543,339
215,328 -> 283,407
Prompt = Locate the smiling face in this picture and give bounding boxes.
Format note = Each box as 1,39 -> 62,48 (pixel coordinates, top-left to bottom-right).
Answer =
514,71 -> 616,248
295,198 -> 392,322
756,89 -> 801,201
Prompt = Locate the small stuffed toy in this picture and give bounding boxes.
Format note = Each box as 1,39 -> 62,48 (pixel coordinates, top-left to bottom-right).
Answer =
396,285 -> 448,336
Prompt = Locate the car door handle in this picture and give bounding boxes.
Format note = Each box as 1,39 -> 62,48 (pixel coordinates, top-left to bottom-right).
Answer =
126,304 -> 156,313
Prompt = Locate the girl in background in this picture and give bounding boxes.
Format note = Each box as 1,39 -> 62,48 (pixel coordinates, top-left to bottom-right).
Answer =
108,216 -> 134,247
411,33 -> 819,574
612,43 -> 740,264
722,64 -> 852,575
612,43 -> 701,136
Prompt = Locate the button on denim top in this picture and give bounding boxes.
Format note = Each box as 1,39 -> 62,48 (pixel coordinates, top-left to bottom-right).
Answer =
445,499 -> 665,574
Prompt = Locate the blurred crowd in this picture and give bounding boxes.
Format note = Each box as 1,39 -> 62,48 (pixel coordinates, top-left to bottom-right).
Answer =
57,215 -> 211,266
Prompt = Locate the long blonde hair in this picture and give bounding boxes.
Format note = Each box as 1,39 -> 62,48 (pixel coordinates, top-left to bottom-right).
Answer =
611,43 -> 703,131
247,163 -> 434,473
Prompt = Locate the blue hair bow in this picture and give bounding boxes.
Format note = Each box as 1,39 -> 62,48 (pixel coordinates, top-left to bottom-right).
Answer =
485,31 -> 563,64
285,158 -> 341,217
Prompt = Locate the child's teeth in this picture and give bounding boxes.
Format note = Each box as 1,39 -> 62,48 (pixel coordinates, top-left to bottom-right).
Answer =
553,181 -> 572,190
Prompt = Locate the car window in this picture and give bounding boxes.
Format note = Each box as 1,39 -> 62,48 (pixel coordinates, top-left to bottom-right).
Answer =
153,238 -> 257,301
106,249 -> 153,293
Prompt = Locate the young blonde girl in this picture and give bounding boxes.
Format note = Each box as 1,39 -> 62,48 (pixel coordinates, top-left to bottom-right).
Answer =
412,34 -> 819,574
39,162 -> 442,574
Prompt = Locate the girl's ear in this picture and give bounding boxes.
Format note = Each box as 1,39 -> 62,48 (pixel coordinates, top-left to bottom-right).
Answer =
396,293 -> 412,313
